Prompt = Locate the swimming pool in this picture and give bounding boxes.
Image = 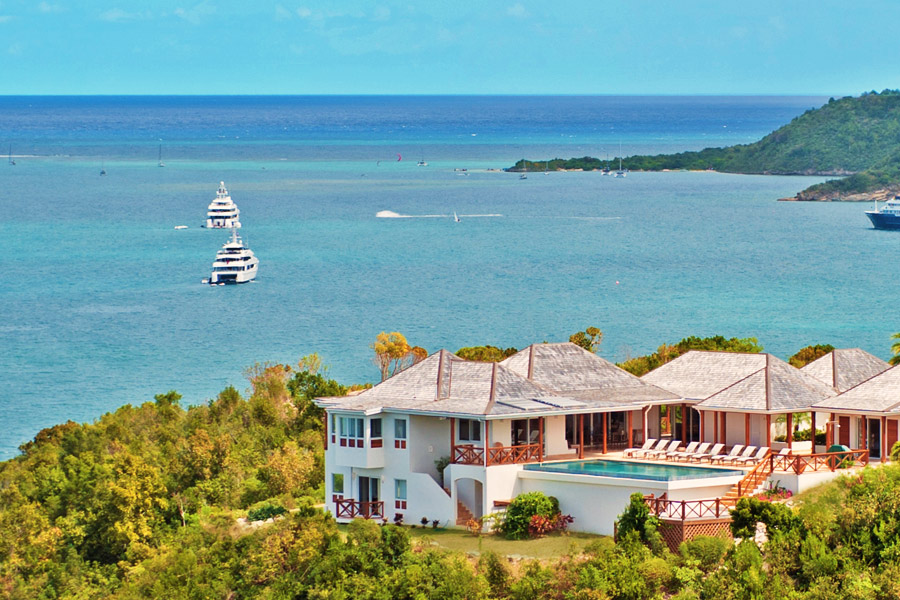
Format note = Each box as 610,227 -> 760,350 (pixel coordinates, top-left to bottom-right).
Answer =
524,459 -> 744,482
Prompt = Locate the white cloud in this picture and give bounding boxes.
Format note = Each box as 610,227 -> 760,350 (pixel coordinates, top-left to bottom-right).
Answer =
174,1 -> 215,25
39,2 -> 64,13
507,3 -> 527,18
99,8 -> 152,22
275,4 -> 292,20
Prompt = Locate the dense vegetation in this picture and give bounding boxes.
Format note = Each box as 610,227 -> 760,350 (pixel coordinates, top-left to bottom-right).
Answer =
5,341 -> 900,598
510,90 -> 900,200
618,335 -> 763,376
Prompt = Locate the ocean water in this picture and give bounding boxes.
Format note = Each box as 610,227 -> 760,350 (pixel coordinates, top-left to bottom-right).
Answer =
4,95 -> 890,460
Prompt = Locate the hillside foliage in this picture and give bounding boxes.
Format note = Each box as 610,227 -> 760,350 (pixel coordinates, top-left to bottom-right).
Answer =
511,90 -> 900,199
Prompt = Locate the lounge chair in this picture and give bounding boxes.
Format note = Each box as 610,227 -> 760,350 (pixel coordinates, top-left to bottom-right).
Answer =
644,439 -> 680,460
722,446 -> 757,465
688,442 -> 720,462
734,446 -> 769,465
632,438 -> 668,459
709,444 -> 744,464
623,438 -> 656,458
666,441 -> 699,461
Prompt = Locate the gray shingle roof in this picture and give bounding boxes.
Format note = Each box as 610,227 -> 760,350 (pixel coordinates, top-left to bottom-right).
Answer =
696,354 -> 836,412
801,348 -> 890,392
500,343 -> 680,404
641,351 -> 767,400
810,364 -> 900,414
320,344 -> 680,417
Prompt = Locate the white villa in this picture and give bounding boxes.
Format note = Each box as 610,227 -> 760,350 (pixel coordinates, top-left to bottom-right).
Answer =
318,343 -> 892,538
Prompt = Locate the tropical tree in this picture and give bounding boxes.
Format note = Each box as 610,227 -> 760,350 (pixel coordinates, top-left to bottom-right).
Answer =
569,327 -> 603,353
789,344 -> 834,368
372,332 -> 425,381
891,332 -> 900,365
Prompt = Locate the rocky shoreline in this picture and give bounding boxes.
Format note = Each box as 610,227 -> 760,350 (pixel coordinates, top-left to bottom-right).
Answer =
779,187 -> 900,202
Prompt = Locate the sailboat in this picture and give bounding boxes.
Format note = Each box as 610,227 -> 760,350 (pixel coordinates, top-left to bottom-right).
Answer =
602,152 -> 610,175
615,144 -> 626,177
158,144 -> 165,168
8,144 -> 15,166
453,211 -> 460,223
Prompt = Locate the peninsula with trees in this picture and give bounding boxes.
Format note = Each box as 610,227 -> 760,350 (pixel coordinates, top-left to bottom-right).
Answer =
508,89 -> 900,201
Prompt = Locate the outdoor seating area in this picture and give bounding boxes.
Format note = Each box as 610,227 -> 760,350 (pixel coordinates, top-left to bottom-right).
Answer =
621,439 -> 783,467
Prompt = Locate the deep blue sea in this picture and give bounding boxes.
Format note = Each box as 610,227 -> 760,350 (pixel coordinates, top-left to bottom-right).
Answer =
3,95 -> 890,460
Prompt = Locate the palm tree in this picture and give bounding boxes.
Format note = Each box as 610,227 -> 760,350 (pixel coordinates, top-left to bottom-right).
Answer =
891,332 -> 900,365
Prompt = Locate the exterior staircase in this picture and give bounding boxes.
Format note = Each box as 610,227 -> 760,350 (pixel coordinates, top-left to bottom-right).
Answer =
725,451 -> 774,500
456,501 -> 474,526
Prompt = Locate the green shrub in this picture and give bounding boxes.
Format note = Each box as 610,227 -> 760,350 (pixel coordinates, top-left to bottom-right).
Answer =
679,535 -> 730,573
247,503 -> 287,522
616,492 -> 663,552
500,492 -> 559,540
891,440 -> 900,462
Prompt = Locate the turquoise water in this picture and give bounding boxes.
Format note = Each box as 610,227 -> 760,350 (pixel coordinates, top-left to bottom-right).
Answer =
4,95 -> 895,460
524,459 -> 744,481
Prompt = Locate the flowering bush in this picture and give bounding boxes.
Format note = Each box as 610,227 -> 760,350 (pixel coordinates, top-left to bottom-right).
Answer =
757,483 -> 793,502
527,513 -> 574,537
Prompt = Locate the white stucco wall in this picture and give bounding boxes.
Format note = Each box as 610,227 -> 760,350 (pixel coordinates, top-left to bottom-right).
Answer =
544,415 -> 573,455
409,415 -> 451,477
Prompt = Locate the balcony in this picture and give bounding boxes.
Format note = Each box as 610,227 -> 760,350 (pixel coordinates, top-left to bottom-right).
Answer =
335,498 -> 385,520
451,443 -> 541,466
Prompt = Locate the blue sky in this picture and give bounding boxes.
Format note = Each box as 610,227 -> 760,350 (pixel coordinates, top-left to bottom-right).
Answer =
1,0 -> 898,95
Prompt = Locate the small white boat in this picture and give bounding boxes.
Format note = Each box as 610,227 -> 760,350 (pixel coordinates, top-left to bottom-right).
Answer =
206,181 -> 241,228
174,225 -> 188,230
158,144 -> 165,168
454,211 -> 460,222
417,159 -> 428,167
207,227 -> 259,284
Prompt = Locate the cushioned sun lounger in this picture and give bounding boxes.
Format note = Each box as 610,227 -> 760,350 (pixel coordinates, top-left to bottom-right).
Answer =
623,438 -> 656,458
689,442 -> 721,462
709,444 -> 744,464
666,441 -> 699,461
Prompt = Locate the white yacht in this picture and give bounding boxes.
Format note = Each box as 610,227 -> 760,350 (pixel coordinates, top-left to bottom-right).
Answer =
206,228 -> 259,284
205,181 -> 242,228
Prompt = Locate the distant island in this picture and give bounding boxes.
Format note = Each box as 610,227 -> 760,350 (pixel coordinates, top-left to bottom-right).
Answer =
508,89 -> 900,201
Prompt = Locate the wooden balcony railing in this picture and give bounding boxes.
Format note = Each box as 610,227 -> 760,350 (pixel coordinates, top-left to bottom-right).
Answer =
487,443 -> 541,466
452,444 -> 485,465
770,449 -> 868,474
644,496 -> 738,520
451,443 -> 542,466
335,499 -> 384,520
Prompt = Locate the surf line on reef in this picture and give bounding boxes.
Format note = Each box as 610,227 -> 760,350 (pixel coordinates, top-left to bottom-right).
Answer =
376,210 -> 503,218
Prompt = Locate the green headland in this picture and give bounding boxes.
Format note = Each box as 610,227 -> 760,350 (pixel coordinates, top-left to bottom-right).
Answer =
509,89 -> 900,201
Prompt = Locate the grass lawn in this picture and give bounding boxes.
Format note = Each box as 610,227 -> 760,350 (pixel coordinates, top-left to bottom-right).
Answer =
406,527 -> 604,559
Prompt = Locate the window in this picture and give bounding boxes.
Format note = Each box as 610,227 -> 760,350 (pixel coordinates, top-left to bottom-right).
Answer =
338,416 -> 364,447
330,414 -> 336,443
332,473 -> 344,502
370,418 -> 383,448
394,418 -> 407,449
395,479 -> 407,509
458,418 -> 482,442
512,418 -> 541,446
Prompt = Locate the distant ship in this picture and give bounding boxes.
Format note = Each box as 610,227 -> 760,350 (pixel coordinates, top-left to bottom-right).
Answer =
204,228 -> 259,284
205,181 -> 242,228
865,196 -> 900,229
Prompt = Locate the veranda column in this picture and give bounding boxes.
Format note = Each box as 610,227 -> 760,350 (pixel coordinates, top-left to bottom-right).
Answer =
602,412 -> 608,454
578,414 -> 584,459
714,411 -> 719,444
720,413 -> 727,445
882,416 -> 888,461
699,409 -> 705,441
642,406 -> 649,445
861,416 -> 867,451
450,417 -> 456,461
627,410 -> 634,449
681,403 -> 688,442
484,421 -> 489,467
765,414 -> 772,447
538,417 -> 544,462
744,414 -> 750,446
810,411 -> 817,452
787,413 -> 793,447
